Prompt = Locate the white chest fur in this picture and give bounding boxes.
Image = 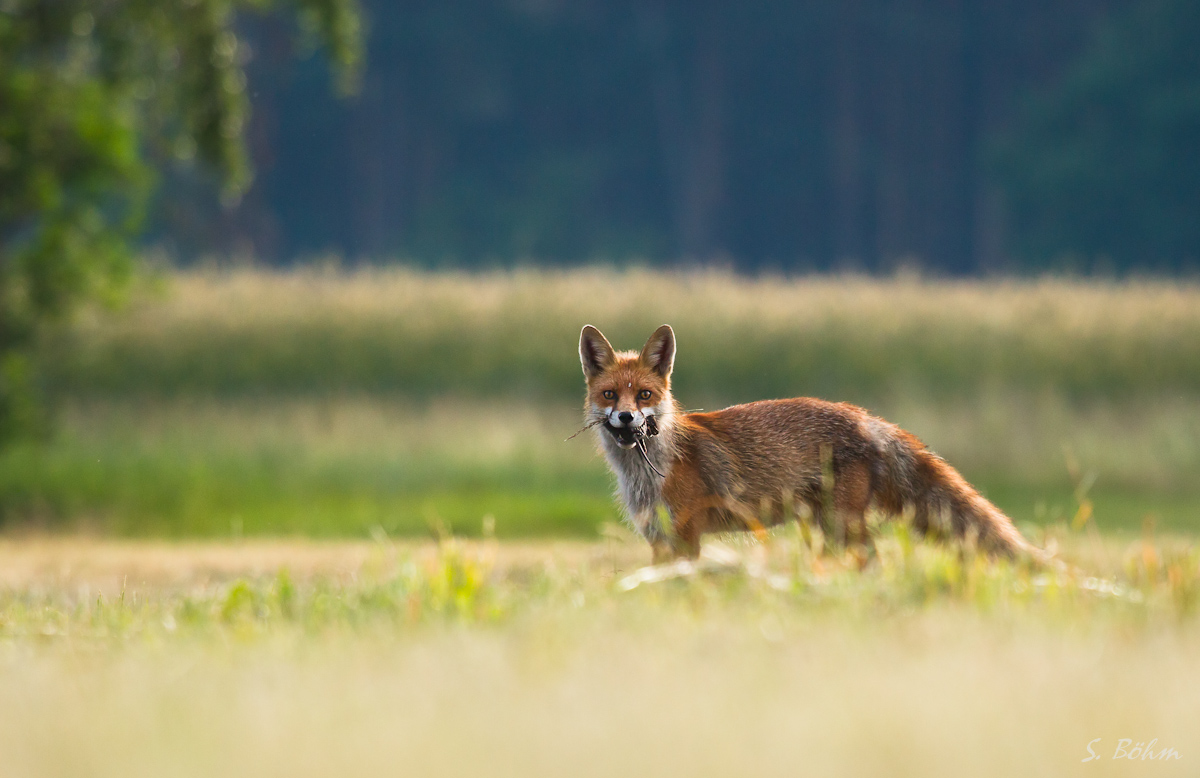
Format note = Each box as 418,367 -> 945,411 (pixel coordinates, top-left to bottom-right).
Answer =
595,423 -> 674,540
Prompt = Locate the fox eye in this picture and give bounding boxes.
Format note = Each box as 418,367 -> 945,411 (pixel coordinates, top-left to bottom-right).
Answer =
638,389 -> 652,400
602,390 -> 615,400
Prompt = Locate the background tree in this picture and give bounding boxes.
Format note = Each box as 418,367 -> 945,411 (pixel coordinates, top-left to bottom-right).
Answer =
993,0 -> 1200,272
0,0 -> 362,441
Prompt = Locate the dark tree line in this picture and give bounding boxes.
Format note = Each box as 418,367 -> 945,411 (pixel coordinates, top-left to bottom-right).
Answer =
168,0 -> 1197,274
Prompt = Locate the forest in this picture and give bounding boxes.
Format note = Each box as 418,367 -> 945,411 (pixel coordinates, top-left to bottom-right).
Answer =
166,0 -> 1200,274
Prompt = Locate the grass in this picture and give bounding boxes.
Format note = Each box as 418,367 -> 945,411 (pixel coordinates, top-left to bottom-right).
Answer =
1,394 -> 1199,536
42,268 -> 1200,404
0,398 -> 613,536
0,533 -> 1197,777
4,268 -> 1197,775
16,267 -> 1200,537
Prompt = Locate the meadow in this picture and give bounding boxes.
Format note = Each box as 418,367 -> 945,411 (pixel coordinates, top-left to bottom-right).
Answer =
0,531 -> 1196,777
41,268 -> 1200,403
4,268 -> 1200,775
4,268 -> 1199,537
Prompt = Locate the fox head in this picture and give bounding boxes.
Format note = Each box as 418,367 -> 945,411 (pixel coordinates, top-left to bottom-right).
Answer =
579,324 -> 676,449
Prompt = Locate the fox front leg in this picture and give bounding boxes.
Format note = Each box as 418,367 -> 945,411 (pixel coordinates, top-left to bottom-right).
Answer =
664,514 -> 703,563
643,505 -> 700,563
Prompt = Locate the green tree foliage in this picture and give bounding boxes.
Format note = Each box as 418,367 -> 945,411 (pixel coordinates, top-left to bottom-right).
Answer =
0,0 -> 361,441
994,0 -> 1200,272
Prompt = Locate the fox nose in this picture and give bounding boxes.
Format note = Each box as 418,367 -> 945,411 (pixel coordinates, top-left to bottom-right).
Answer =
618,411 -> 634,425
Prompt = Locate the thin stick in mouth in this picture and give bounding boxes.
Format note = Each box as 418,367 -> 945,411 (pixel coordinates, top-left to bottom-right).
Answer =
564,417 -> 606,442
637,436 -> 667,478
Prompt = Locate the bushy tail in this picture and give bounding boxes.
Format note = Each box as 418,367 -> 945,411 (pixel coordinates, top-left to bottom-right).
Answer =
870,424 -> 1046,562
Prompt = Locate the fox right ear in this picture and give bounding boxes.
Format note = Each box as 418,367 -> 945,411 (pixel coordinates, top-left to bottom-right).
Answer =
640,324 -> 675,379
579,325 -> 616,379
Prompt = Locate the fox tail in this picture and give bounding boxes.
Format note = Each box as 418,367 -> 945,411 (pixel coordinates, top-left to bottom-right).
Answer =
869,422 -> 1046,562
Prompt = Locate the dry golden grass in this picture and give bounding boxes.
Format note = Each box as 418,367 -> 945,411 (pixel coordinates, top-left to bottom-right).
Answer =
133,267 -> 1200,334
47,268 -> 1200,402
2,614 -> 1196,778
0,535 -> 1197,778
0,537 -> 617,593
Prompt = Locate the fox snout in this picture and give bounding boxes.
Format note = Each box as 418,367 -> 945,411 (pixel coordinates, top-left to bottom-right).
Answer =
604,408 -> 646,449
609,409 -> 644,428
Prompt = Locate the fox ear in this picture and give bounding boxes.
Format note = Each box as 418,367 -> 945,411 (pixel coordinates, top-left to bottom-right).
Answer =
579,325 -> 616,379
640,324 -> 675,379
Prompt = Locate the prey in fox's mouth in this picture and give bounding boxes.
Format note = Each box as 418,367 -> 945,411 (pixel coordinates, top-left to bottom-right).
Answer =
604,420 -> 639,448
603,413 -> 659,449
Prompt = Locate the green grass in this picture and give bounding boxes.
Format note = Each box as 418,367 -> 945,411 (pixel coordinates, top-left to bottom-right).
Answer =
3,531 -> 1198,640
8,269 -> 1199,537
1,395 -> 1198,537
0,399 -> 613,537
0,534 -> 1197,777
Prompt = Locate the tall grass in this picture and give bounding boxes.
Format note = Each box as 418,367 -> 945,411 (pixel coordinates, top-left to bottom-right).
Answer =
43,269 -> 1200,404
13,268 -> 1200,537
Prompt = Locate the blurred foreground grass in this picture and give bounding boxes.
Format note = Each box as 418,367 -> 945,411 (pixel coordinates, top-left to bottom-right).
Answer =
0,534 -> 1197,777
8,269 -> 1199,537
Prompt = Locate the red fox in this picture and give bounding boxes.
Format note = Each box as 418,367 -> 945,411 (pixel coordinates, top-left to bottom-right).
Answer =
580,324 -> 1043,563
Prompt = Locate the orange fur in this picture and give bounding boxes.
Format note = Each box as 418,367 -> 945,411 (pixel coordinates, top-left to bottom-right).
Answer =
580,324 -> 1043,564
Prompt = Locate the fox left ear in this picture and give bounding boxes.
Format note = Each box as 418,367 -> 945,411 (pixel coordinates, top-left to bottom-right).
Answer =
640,324 -> 675,380
580,325 -> 616,380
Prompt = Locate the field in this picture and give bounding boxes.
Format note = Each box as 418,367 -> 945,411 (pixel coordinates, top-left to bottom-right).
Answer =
3,269 -> 1199,774
0,532 -> 1197,777
7,268 -> 1200,537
